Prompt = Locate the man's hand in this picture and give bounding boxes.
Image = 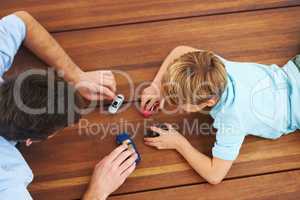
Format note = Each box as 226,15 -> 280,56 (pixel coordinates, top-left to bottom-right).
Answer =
75,70 -> 116,101
14,11 -> 116,102
83,145 -> 137,200
144,123 -> 188,150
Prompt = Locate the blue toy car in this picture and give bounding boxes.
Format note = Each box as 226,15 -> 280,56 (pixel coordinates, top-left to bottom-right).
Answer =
116,133 -> 141,164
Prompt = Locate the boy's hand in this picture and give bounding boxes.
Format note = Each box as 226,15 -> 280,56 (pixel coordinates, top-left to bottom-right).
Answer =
83,145 -> 137,200
75,70 -> 117,101
141,83 -> 162,111
144,123 -> 187,150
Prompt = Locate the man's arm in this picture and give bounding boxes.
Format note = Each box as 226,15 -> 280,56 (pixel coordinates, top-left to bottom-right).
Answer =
14,11 -> 116,100
14,11 -> 81,84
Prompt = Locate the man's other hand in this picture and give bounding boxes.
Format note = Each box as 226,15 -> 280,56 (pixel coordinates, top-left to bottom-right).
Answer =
83,144 -> 137,200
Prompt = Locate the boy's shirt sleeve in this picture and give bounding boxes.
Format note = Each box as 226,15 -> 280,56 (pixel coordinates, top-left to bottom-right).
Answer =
212,123 -> 245,161
0,14 -> 26,77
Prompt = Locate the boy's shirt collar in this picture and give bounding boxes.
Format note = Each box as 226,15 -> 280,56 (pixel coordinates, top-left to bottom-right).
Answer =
210,74 -> 234,116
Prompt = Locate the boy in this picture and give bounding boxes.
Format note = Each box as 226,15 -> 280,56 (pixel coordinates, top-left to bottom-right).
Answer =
142,45 -> 300,184
0,12 -> 136,199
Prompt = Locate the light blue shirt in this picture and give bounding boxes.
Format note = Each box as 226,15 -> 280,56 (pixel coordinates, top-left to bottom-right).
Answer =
0,15 -> 33,200
210,56 -> 300,161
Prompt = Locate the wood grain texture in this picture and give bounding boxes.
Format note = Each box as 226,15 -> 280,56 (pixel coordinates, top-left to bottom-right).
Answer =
0,0 -> 299,32
2,3 -> 299,200
7,7 -> 300,102
109,170 -> 300,200
20,106 -> 300,199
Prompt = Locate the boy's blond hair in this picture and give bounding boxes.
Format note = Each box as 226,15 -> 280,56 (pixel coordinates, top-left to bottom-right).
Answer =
161,51 -> 227,105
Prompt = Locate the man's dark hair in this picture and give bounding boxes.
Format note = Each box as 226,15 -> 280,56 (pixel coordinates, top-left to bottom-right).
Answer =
0,73 -> 83,141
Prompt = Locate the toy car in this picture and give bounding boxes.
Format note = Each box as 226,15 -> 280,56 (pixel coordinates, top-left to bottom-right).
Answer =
145,124 -> 169,138
116,133 -> 141,163
108,94 -> 124,114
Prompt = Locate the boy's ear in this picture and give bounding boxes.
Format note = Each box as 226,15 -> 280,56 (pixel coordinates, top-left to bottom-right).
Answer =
206,97 -> 218,107
25,139 -> 33,147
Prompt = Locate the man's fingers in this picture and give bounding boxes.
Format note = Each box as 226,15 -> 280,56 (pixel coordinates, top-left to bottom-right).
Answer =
113,149 -> 135,167
92,70 -> 116,93
106,144 -> 128,162
119,153 -> 138,174
121,162 -> 136,179
97,86 -> 116,100
99,70 -> 113,75
95,70 -> 114,79
88,86 -> 115,101
80,90 -> 104,101
100,77 -> 117,93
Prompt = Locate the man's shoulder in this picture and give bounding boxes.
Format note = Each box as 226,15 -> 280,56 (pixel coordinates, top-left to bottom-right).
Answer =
0,136 -> 33,178
0,14 -> 26,77
0,136 -> 23,165
0,136 -> 33,200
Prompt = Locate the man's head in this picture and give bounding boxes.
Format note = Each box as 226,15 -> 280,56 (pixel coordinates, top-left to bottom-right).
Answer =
0,72 -> 83,144
161,51 -> 227,112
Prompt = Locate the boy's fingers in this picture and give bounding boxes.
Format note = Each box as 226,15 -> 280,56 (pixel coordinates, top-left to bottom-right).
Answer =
145,141 -> 160,147
107,144 -> 128,162
164,123 -> 173,130
145,98 -> 157,111
147,96 -> 159,111
141,97 -> 150,110
144,137 -> 160,143
151,126 -> 168,135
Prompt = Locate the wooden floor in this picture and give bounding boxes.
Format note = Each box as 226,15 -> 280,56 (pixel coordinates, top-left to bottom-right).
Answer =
2,1 -> 300,199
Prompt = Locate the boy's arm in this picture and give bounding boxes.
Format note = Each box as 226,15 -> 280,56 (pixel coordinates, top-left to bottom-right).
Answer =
177,139 -> 233,184
144,125 -> 234,184
141,46 -> 199,110
14,11 -> 116,100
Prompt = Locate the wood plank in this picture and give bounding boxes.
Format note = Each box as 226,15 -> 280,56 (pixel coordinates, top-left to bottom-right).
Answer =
7,6 -> 300,200
0,0 -> 299,32
109,170 -> 300,200
20,106 -> 300,199
7,7 -> 300,101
